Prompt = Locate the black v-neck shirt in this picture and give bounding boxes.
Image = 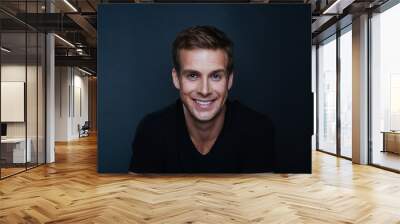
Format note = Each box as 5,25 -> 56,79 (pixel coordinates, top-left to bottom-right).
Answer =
129,99 -> 275,173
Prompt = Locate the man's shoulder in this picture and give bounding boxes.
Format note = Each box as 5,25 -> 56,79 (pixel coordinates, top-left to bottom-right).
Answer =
139,101 -> 179,130
228,100 -> 275,172
231,100 -> 273,126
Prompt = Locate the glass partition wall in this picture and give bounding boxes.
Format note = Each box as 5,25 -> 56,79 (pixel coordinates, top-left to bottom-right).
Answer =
370,3 -> 400,171
316,26 -> 353,159
0,2 -> 46,179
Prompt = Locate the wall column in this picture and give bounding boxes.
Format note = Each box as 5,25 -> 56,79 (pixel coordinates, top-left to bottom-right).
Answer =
45,1 -> 55,163
352,14 -> 369,164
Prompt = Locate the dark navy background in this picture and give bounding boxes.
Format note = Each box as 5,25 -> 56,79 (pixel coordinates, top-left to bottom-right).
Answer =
98,4 -> 312,173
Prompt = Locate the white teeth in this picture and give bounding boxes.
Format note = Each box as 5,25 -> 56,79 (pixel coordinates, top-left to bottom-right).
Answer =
195,100 -> 212,105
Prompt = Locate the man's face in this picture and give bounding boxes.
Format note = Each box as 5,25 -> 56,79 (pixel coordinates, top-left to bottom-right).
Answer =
172,48 -> 233,122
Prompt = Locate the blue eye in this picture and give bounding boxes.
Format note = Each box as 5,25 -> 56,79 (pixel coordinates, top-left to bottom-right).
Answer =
211,73 -> 222,81
186,73 -> 198,80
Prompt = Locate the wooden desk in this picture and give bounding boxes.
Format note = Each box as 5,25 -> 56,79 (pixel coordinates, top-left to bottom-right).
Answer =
381,131 -> 400,154
1,138 -> 32,163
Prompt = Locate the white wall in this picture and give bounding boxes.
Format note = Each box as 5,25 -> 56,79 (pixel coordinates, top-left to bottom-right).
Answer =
1,65 -> 26,137
55,67 -> 89,141
1,63 -> 46,164
74,72 -> 89,137
55,66 -> 70,141
1,65 -> 40,137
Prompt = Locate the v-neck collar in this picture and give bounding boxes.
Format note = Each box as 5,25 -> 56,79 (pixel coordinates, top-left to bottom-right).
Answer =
176,98 -> 232,158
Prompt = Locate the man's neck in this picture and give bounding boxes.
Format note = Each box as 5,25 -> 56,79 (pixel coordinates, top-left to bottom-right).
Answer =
182,104 -> 226,155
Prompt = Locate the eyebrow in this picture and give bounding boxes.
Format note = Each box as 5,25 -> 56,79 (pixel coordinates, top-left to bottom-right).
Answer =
181,69 -> 227,75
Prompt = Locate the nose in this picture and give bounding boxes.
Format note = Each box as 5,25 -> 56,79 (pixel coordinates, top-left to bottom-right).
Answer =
199,77 -> 211,96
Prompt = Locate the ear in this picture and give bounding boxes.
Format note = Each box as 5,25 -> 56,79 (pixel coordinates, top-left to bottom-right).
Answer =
172,68 -> 180,90
228,72 -> 234,90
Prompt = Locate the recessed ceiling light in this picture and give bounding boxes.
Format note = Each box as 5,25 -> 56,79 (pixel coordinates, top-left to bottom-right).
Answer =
322,0 -> 353,15
1,47 -> 11,53
78,67 -> 93,76
54,34 -> 75,48
63,0 -> 78,12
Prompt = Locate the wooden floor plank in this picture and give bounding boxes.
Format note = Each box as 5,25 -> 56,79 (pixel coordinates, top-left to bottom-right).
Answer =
1,134 -> 400,223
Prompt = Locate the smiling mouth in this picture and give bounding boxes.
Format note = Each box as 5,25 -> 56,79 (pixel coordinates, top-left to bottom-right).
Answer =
193,99 -> 215,108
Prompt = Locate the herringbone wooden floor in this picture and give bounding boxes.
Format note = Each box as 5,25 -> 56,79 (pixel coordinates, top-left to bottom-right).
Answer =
1,135 -> 400,224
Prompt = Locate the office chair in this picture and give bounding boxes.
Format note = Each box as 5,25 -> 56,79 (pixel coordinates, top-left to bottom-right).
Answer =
79,121 -> 90,138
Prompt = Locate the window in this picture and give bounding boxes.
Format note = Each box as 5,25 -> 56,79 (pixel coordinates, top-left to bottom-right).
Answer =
339,27 -> 352,158
318,35 -> 337,154
370,3 -> 400,171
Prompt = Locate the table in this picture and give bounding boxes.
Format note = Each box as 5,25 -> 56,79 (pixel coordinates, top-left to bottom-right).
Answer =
381,131 -> 400,154
1,138 -> 32,163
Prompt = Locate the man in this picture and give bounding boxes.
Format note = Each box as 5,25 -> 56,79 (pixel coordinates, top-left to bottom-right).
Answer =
129,25 -> 274,173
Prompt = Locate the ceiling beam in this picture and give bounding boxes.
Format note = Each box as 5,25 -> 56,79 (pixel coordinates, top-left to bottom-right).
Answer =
322,0 -> 356,14
55,55 -> 96,71
67,13 -> 97,46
